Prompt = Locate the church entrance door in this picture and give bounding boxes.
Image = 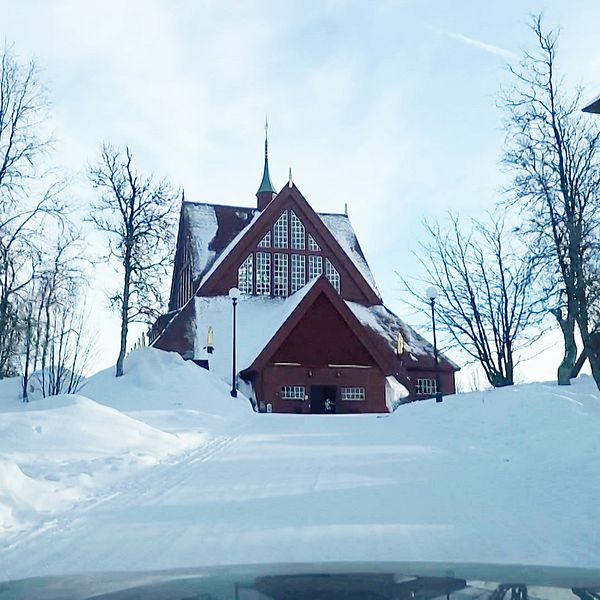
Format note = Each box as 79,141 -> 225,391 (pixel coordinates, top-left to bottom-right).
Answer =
310,386 -> 337,414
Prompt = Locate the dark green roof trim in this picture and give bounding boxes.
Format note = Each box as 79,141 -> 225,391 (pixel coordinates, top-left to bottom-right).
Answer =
256,129 -> 276,195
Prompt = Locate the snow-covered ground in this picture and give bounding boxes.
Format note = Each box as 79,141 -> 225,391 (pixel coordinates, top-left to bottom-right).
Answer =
1,349 -> 600,582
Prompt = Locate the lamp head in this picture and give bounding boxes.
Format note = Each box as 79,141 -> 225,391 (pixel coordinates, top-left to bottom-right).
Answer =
426,286 -> 438,301
228,287 -> 241,301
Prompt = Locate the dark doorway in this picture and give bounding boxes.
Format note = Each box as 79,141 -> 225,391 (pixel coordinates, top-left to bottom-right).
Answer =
310,385 -> 337,414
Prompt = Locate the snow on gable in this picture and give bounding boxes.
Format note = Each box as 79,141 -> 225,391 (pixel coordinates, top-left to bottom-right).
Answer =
319,213 -> 380,298
184,203 -> 218,279
197,211 -> 261,289
346,301 -> 458,369
194,279 -> 320,386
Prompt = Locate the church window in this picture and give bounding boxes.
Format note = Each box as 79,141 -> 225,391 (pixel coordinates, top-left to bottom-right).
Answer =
308,234 -> 320,252
291,254 -> 306,293
237,254 -> 253,294
258,231 -> 271,248
341,387 -> 366,401
415,378 -> 437,395
274,253 -> 289,296
290,211 -> 305,249
274,211 -> 288,248
256,252 -> 271,295
281,385 -> 306,400
309,254 -> 322,280
325,258 -> 340,293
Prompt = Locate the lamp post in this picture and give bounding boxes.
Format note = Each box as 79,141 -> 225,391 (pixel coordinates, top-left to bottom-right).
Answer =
228,287 -> 241,397
426,286 -> 443,403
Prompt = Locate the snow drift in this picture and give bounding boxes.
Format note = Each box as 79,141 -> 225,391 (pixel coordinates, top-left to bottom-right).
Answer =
0,348 -> 251,537
1,349 -> 600,581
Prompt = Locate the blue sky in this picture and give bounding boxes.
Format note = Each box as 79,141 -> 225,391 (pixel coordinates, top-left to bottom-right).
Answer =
3,1 -> 600,381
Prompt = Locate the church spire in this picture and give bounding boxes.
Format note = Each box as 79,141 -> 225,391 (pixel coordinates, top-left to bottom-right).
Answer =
256,116 -> 277,210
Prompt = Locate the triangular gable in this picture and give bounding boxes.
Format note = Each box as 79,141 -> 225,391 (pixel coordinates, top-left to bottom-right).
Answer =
197,184 -> 381,305
243,276 -> 391,375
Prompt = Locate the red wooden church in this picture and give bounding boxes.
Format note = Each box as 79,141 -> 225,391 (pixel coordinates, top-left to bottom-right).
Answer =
150,134 -> 458,413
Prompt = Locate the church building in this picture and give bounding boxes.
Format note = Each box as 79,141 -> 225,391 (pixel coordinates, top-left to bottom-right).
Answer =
149,133 -> 458,413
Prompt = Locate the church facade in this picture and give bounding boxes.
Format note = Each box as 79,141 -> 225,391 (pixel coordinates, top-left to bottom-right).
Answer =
149,138 -> 458,413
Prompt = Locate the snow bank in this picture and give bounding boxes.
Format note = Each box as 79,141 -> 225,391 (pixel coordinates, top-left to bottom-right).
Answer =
0,348 -> 251,537
0,393 -> 185,535
83,348 -> 253,433
3,357 -> 600,579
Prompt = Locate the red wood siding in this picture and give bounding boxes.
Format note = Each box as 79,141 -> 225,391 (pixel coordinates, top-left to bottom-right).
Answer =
258,364 -> 387,414
270,294 -> 376,366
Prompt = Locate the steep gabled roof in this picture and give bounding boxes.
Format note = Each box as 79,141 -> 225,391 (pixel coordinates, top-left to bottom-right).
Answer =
177,188 -> 379,298
190,184 -> 381,304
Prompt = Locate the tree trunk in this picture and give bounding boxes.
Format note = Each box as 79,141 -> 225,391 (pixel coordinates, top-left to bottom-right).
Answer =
571,349 -> 587,378
115,247 -> 132,378
551,308 -> 577,385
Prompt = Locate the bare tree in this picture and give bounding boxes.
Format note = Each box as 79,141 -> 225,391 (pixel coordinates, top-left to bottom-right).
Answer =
89,144 -> 178,377
0,45 -> 50,208
502,15 -> 600,386
410,215 -> 544,388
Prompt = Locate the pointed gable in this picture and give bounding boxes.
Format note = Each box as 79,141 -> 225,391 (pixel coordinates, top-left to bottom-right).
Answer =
196,184 -> 382,305
243,277 -> 391,375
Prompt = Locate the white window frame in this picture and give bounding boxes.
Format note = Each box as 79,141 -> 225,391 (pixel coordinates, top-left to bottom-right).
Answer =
415,378 -> 438,395
341,387 -> 366,401
281,385 -> 306,400
308,234 -> 320,252
290,211 -> 305,250
238,254 -> 253,294
274,211 -> 288,248
256,252 -> 271,295
274,253 -> 289,297
291,254 -> 306,293
309,254 -> 322,280
325,258 -> 340,293
258,231 -> 271,248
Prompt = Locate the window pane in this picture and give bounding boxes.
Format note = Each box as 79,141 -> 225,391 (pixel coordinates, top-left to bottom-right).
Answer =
308,234 -> 320,251
274,253 -> 289,297
274,211 -> 288,248
256,252 -> 271,295
309,255 -> 322,280
238,254 -> 253,294
258,231 -> 271,248
325,258 -> 340,293
291,254 -> 306,293
290,211 -> 305,249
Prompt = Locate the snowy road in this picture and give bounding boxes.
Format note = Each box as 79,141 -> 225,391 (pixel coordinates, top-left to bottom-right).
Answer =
3,382 -> 600,582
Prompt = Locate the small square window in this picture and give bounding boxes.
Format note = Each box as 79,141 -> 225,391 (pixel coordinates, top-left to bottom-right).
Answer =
415,378 -> 437,395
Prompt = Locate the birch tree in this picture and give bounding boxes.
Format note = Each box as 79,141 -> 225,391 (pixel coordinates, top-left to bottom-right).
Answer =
502,15 -> 600,386
89,144 -> 177,377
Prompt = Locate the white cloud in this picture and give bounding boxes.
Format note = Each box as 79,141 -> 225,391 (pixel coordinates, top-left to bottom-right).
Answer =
442,30 -> 518,61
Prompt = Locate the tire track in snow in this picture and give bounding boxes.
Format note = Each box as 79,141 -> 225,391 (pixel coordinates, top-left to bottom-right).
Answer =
1,426 -> 246,553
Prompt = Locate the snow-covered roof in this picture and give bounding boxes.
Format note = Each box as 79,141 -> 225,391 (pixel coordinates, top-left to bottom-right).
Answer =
583,92 -> 600,114
181,202 -> 379,296
346,302 -> 459,370
193,279 -> 320,387
319,213 -> 380,296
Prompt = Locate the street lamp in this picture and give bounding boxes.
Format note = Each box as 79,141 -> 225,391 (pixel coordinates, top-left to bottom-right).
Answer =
228,287 -> 241,397
426,286 -> 443,403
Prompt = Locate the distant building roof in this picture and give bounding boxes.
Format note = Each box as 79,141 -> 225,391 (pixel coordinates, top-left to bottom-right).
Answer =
583,93 -> 600,114
182,201 -> 380,295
